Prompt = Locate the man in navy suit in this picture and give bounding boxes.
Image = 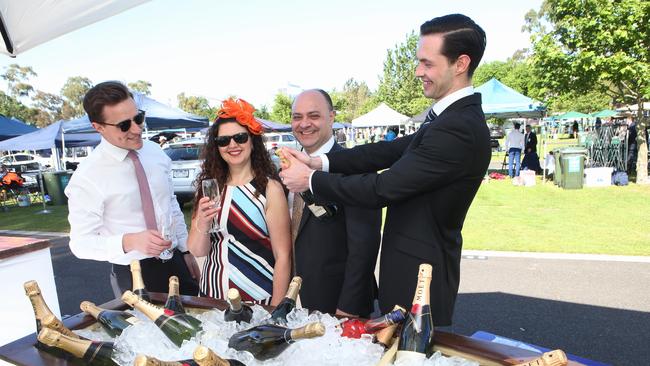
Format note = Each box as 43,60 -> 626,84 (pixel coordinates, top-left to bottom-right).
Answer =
280,14 -> 490,325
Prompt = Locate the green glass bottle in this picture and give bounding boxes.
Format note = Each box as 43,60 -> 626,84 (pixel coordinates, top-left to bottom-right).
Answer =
37,328 -> 118,366
224,288 -> 253,324
122,291 -> 202,348
164,276 -> 186,314
80,300 -> 139,337
228,322 -> 324,360
194,345 -> 246,366
130,260 -> 151,302
269,276 -> 301,325
396,263 -> 435,362
134,354 -> 198,366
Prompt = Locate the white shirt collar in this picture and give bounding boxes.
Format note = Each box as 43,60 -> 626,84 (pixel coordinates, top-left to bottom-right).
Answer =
98,137 -> 132,162
308,136 -> 335,157
431,86 -> 474,117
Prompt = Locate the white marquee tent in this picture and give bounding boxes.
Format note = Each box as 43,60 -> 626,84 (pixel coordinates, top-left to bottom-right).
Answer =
351,103 -> 410,128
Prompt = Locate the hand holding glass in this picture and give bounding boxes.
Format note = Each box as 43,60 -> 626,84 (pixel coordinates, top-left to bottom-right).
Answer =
201,179 -> 222,233
158,212 -> 176,260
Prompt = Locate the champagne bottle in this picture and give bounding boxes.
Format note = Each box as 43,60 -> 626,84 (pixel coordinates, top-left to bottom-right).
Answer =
122,290 -> 202,347
134,354 -> 198,366
23,280 -> 78,338
224,288 -> 253,324
274,149 -> 336,219
396,263 -> 435,362
372,305 -> 406,349
37,328 -> 117,366
165,276 -> 186,314
228,322 -> 325,360
194,345 -> 246,366
80,301 -> 139,337
131,260 -> 151,301
340,307 -> 406,338
513,349 -> 568,366
269,276 -> 302,325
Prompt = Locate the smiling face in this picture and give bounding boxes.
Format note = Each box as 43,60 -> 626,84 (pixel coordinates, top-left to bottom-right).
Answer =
217,121 -> 252,168
91,98 -> 143,150
291,90 -> 335,155
415,33 -> 457,101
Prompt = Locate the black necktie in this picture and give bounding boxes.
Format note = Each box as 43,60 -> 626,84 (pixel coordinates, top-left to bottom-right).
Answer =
424,109 -> 437,124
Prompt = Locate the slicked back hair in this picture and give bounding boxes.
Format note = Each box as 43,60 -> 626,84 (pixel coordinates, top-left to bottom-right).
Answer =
83,81 -> 133,123
420,14 -> 486,78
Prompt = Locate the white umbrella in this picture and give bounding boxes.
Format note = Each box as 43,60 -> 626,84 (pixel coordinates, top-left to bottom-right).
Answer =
0,0 -> 149,57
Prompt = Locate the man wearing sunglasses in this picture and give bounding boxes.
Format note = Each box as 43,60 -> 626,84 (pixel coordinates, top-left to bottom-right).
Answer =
65,81 -> 200,298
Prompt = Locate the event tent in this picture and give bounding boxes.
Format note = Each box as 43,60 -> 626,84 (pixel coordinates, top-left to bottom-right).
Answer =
591,110 -> 619,118
0,0 -> 149,56
0,115 -> 37,140
474,78 -> 545,118
0,121 -> 99,152
554,111 -> 590,120
352,103 -> 409,128
63,92 -> 209,133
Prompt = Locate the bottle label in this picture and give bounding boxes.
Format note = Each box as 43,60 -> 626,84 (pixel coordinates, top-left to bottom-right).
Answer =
307,203 -> 328,217
395,350 -> 426,362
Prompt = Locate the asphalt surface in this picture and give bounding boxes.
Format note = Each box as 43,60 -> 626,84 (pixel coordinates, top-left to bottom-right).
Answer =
12,232 -> 649,366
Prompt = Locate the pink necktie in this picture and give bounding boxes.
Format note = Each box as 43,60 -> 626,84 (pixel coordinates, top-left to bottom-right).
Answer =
127,150 -> 157,230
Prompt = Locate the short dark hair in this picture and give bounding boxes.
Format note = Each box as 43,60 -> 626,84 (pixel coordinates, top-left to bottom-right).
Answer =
314,89 -> 334,112
83,81 -> 133,123
514,122 -> 521,129
420,14 -> 486,78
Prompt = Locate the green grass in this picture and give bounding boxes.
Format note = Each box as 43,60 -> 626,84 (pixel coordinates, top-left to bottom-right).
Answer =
462,179 -> 650,255
2,181 -> 649,256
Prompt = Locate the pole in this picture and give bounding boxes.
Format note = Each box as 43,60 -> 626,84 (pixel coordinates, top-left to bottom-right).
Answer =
34,150 -> 51,214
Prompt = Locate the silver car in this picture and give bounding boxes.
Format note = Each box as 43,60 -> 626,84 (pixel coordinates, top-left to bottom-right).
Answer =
163,138 -> 205,207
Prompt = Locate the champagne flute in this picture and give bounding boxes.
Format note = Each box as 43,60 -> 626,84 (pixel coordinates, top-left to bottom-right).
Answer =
201,179 -> 222,233
158,211 -> 176,260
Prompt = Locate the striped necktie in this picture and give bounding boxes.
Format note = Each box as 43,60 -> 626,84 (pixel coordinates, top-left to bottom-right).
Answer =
424,108 -> 437,124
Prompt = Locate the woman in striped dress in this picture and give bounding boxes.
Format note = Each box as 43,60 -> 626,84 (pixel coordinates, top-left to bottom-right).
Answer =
187,98 -> 291,306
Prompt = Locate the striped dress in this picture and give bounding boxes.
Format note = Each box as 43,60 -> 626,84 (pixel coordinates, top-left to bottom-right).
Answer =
200,180 -> 275,305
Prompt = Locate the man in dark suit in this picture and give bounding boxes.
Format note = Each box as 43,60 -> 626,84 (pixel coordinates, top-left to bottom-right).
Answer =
525,125 -> 538,153
280,14 -> 489,325
522,124 -> 541,172
289,89 -> 381,317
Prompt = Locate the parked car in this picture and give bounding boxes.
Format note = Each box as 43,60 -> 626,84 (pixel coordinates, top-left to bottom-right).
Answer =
263,132 -> 300,151
0,153 -> 50,172
489,125 -> 505,139
163,138 -> 205,207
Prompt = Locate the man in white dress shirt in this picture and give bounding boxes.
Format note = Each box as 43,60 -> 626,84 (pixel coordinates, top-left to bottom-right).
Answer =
65,81 -> 200,297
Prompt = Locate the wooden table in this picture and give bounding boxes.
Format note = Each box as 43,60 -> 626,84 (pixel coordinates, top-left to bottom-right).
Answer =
0,293 -> 585,365
0,236 -> 59,347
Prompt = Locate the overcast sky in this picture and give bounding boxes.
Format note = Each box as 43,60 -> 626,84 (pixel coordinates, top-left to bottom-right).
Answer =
0,0 -> 542,109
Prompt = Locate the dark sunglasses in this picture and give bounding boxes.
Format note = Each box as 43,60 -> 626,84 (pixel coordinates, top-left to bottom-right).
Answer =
215,132 -> 250,147
97,110 -> 146,132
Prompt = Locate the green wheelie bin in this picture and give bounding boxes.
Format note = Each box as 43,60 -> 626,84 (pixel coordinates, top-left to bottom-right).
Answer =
43,171 -> 73,205
559,147 -> 587,189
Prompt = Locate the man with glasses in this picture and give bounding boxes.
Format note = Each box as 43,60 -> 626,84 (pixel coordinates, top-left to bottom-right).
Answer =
65,81 -> 200,297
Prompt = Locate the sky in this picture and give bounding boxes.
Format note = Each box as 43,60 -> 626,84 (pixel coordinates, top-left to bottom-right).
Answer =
0,0 -> 542,110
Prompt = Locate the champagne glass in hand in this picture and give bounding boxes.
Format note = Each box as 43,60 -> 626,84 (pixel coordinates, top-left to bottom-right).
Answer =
201,179 -> 222,233
158,211 -> 176,260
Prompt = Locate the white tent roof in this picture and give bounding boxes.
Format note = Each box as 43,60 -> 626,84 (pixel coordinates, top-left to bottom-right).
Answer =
351,103 -> 410,128
0,0 -> 149,56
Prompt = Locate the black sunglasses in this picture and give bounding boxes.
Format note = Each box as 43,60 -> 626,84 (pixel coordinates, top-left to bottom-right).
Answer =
97,110 -> 146,132
215,132 -> 250,147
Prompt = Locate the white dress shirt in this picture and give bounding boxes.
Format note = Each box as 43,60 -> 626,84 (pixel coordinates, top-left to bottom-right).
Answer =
65,138 -> 188,265
291,136 -> 335,214
506,130 -> 525,150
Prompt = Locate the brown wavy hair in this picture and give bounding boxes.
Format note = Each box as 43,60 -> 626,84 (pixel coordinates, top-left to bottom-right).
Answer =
193,118 -> 278,212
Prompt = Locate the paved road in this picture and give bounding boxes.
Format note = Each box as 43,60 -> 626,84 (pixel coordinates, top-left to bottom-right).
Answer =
13,232 -> 649,366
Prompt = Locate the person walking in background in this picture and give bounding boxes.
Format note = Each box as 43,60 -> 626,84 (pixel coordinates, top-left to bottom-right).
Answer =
289,89 -> 381,317
187,97 -> 291,306
506,122 -> 524,177
66,81 -> 200,298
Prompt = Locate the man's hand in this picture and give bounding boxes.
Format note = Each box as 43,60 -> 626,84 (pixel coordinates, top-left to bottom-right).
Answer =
183,253 -> 201,280
122,230 -> 171,256
280,147 -> 323,170
278,151 -> 313,193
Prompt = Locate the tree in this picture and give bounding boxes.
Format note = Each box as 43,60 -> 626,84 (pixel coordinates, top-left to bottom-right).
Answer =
0,91 -> 37,123
128,80 -> 152,95
270,92 -> 292,123
60,76 -> 93,119
527,0 -> 650,182
333,78 -> 373,122
177,92 -> 215,120
1,64 -> 37,97
32,91 -> 64,127
254,105 -> 271,120
376,32 -> 430,116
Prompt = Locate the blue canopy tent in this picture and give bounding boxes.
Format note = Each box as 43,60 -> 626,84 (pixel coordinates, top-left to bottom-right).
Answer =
0,121 -> 100,152
63,92 -> 209,133
474,78 -> 545,118
0,116 -> 38,141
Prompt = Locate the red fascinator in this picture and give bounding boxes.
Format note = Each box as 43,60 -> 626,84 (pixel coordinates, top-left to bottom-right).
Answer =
216,98 -> 263,135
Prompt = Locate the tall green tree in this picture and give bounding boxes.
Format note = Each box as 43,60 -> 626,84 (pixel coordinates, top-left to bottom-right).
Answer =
1,64 -> 36,98
254,104 -> 271,120
376,32 -> 430,116
527,0 -> 650,181
32,91 -> 64,126
177,92 -> 215,120
128,80 -> 152,95
270,92 -> 292,123
334,78 -> 373,122
60,76 -> 93,119
0,91 -> 37,123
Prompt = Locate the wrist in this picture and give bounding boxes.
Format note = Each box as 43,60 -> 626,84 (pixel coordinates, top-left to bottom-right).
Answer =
312,156 -> 323,170
192,221 -> 209,235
